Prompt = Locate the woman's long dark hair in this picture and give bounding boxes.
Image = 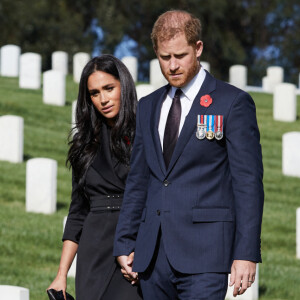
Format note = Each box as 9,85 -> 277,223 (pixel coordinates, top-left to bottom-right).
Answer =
67,54 -> 137,190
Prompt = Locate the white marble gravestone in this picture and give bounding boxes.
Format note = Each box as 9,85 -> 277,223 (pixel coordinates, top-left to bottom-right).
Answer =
63,216 -> 77,277
226,265 -> 259,300
72,100 -> 77,127
26,158 -> 57,214
297,208 -> 300,259
229,65 -> 247,90
282,132 -> 300,178
52,51 -> 68,75
263,66 -> 284,92
0,115 -> 24,163
201,61 -> 210,72
71,100 -> 78,136
122,56 -> 138,82
150,58 -> 168,89
73,52 -> 90,83
43,70 -> 66,106
19,53 -> 41,89
262,76 -> 272,93
0,45 -> 21,77
0,285 -> 29,300
273,83 -> 296,122
136,84 -> 155,100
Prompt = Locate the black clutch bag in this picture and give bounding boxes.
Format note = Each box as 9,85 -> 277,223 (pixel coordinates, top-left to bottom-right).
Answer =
47,289 -> 75,300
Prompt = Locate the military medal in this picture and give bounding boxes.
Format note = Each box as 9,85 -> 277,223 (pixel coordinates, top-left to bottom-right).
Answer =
196,115 -> 206,140
214,115 -> 224,140
206,115 -> 215,140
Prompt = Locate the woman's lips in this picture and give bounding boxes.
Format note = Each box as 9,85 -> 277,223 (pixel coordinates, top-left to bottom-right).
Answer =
102,105 -> 113,113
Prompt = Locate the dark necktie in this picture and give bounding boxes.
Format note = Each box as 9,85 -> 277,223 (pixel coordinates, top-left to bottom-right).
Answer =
163,88 -> 182,168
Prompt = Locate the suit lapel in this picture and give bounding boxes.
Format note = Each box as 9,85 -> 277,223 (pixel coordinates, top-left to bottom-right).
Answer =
150,85 -> 170,176
166,71 -> 217,174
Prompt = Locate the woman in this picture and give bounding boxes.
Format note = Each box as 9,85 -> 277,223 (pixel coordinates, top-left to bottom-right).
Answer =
48,55 -> 142,300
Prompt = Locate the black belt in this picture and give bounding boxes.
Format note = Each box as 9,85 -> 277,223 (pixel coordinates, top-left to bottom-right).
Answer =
90,195 -> 123,212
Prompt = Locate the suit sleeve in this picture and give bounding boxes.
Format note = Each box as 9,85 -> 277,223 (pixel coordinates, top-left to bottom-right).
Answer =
225,91 -> 264,262
62,172 -> 90,243
113,100 -> 150,256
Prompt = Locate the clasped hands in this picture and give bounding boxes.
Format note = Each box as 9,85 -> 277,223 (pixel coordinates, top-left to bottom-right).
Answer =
117,255 -> 256,297
117,252 -> 139,285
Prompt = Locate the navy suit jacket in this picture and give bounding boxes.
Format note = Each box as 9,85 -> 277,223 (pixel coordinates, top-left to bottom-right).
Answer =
113,71 -> 264,274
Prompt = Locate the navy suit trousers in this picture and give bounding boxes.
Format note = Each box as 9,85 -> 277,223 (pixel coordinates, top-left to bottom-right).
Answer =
139,231 -> 228,300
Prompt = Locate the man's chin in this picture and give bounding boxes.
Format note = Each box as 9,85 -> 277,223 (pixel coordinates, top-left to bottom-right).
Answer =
168,78 -> 184,88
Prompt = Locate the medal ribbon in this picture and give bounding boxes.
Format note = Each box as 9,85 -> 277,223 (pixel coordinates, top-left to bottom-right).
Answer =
207,115 -> 214,132
214,115 -> 223,132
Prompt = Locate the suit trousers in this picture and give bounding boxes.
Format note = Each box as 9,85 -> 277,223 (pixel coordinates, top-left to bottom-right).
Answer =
139,231 -> 228,300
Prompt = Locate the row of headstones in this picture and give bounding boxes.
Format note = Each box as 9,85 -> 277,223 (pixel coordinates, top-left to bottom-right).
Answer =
1,112 -> 300,172
2,45 -> 299,107
228,65 -> 299,93
0,45 -> 90,84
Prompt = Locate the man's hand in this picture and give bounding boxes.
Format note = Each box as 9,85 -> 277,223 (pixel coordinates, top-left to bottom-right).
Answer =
229,260 -> 256,297
117,252 -> 138,285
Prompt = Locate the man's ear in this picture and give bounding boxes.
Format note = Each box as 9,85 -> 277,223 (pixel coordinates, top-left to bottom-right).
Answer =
195,40 -> 203,58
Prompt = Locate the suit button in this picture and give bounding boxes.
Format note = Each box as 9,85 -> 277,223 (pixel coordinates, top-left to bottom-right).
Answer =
163,180 -> 169,187
157,210 -> 161,216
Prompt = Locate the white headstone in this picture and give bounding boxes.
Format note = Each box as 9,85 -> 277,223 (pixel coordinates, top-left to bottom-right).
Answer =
0,115 -> 24,163
226,265 -> 259,300
52,51 -> 68,75
26,158 -> 57,214
122,56 -> 138,82
273,83 -> 296,122
201,61 -> 210,72
229,65 -> 247,90
282,132 -> 300,178
263,66 -> 284,92
43,70 -> 66,106
19,53 -> 42,89
0,45 -> 21,77
150,58 -> 168,89
267,66 -> 284,84
71,100 -> 78,136
297,208 -> 300,259
63,216 -> 77,277
136,84 -> 155,100
72,100 -> 77,126
73,52 -> 90,83
298,73 -> 300,89
262,76 -> 272,93
0,285 -> 29,300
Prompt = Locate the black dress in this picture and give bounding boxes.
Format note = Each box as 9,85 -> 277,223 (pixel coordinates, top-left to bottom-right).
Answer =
63,124 -> 142,300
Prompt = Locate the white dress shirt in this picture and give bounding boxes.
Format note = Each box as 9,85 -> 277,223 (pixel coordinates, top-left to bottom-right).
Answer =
158,67 -> 206,150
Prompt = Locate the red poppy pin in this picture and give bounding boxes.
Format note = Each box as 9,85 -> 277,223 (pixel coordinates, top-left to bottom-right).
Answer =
200,94 -> 213,107
124,136 -> 131,145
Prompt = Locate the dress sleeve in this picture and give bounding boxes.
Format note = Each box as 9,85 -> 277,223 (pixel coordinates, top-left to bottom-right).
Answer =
62,172 -> 90,243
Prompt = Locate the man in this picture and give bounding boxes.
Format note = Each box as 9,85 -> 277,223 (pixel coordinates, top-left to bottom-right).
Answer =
113,10 -> 264,299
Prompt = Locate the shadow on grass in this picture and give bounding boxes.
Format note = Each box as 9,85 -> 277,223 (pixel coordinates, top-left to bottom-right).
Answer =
259,284 -> 267,296
57,202 -> 69,210
23,154 -> 33,161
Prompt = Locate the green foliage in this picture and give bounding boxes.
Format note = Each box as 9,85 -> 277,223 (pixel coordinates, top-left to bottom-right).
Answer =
0,1 -> 300,84
1,76 -> 300,299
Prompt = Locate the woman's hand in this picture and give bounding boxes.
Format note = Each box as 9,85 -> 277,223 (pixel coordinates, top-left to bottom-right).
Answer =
47,273 -> 67,300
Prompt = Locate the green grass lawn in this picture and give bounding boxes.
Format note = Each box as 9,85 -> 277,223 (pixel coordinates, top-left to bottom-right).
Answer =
1,75 -> 300,299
